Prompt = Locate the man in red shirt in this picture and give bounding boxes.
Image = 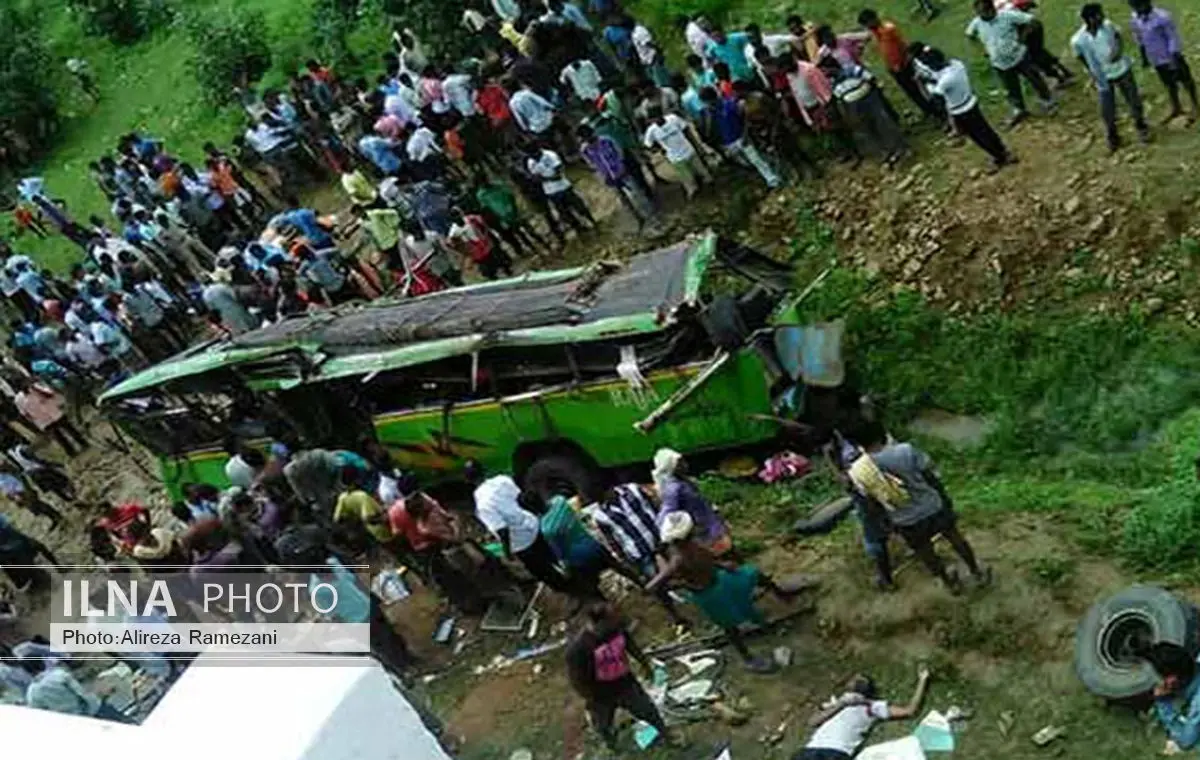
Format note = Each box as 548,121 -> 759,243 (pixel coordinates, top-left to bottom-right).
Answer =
859,9 -> 945,123
447,210 -> 514,281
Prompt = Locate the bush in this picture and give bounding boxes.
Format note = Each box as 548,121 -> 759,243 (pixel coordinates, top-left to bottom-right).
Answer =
186,8 -> 274,107
1118,410 -> 1200,570
0,6 -> 59,159
382,0 -> 467,60
312,0 -> 360,68
69,0 -> 173,45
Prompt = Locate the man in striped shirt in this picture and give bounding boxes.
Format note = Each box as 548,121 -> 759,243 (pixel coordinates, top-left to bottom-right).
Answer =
586,484 -> 690,626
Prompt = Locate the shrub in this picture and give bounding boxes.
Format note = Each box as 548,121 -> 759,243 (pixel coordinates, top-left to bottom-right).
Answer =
186,8 -> 274,107
382,0 -> 468,60
1118,410 -> 1200,570
312,0 -> 360,68
69,0 -> 174,45
0,6 -> 59,158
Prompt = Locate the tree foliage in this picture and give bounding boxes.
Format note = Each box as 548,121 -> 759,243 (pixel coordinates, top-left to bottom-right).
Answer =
68,0 -> 174,45
382,0 -> 468,61
311,0 -> 360,69
185,8 -> 273,107
0,5 -> 59,160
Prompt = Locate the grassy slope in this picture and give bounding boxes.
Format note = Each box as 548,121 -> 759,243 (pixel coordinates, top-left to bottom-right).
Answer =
11,0 -> 394,272
20,0 -> 1200,756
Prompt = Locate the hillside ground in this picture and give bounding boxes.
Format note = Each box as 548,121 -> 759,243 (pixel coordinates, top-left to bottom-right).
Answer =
9,0 -> 1200,758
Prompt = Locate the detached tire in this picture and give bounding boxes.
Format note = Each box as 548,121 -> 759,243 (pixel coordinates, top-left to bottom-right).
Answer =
792,496 -> 855,536
522,453 -> 604,504
1074,585 -> 1198,700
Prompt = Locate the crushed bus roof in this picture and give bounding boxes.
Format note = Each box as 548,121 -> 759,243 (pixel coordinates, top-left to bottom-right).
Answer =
99,233 -> 717,404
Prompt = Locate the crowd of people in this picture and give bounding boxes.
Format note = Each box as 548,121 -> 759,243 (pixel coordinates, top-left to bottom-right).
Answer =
2,0 -> 1196,405
0,0 -> 1198,750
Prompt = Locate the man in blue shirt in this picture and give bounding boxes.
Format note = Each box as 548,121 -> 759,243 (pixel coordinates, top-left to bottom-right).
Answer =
603,15 -> 636,64
697,88 -> 782,189
273,208 -> 335,250
357,134 -> 405,177
1147,643 -> 1200,753
705,27 -> 754,82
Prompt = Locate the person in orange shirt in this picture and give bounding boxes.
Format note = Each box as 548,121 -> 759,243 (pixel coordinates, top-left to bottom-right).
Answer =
12,206 -> 48,239
859,9 -> 945,123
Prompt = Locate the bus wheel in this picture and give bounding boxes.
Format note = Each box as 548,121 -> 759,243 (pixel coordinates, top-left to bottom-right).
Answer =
523,453 -> 604,505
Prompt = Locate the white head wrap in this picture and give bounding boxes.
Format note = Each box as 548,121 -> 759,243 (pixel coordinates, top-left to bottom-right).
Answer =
660,510 -> 694,544
652,448 -> 683,494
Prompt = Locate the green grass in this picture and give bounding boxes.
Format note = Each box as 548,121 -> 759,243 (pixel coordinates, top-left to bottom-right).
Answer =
7,0 -> 391,272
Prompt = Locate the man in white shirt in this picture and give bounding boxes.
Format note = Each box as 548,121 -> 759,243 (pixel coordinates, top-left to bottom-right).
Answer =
224,446 -> 266,489
678,14 -> 714,59
1071,3 -> 1148,151
744,24 -> 801,86
960,0 -> 1056,126
917,46 -> 1015,170
406,125 -> 444,180
632,24 -> 668,86
561,58 -> 604,103
643,107 -> 711,198
464,460 -> 574,593
509,83 -> 558,135
966,0 -> 1055,125
63,329 -> 106,372
442,71 -> 477,117
799,667 -> 930,760
523,146 -> 596,233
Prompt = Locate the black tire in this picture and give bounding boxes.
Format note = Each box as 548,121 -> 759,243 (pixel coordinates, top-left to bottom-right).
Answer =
792,496 -> 855,536
522,453 -> 605,505
1074,586 -> 1198,700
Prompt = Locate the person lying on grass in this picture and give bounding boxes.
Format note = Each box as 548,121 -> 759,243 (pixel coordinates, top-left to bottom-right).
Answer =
794,666 -> 931,760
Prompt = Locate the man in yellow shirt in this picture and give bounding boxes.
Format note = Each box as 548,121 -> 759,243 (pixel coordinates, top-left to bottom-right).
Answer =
333,467 -> 392,543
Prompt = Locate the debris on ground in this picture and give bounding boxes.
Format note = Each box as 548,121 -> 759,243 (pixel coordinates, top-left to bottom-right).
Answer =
998,711 -> 1017,738
1031,725 -> 1066,747
759,452 -> 812,484
914,711 -> 956,753
434,616 -> 456,644
772,646 -> 794,668
757,712 -> 790,745
633,721 -> 661,750
859,735 -> 927,760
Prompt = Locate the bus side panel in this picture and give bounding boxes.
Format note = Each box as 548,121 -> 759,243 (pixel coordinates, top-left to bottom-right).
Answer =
493,349 -> 776,466
638,349 -> 778,458
373,406 -> 518,481
371,349 -> 778,482
158,452 -> 233,503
